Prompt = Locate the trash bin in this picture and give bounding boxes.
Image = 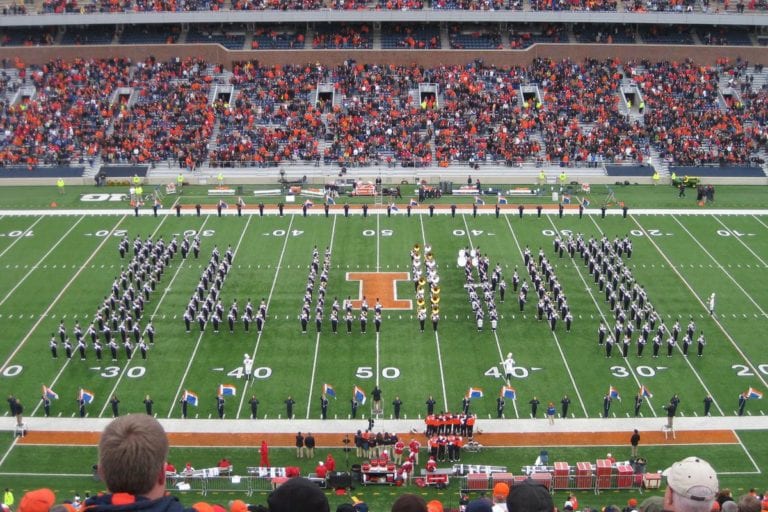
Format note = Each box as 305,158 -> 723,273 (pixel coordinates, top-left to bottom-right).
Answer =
351,464 -> 362,483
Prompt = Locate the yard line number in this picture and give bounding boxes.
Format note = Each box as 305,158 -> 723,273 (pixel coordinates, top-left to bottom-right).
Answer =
540,229 -> 665,237
610,365 -> 662,378
227,367 -> 272,379
0,230 -> 34,238
356,366 -> 400,379
485,366 -> 529,379
732,364 -> 768,377
363,230 -> 394,237
266,230 -> 304,237
100,366 -> 146,378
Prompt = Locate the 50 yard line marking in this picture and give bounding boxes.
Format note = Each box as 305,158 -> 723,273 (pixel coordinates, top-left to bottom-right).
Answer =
547,216 -> 657,418
419,214 -> 449,413
461,215 -> 519,419
233,215 -> 294,418
0,216 -> 85,308
167,214 -> 254,418
304,215 -> 337,419
98,215 -> 203,418
0,217 -> 43,260
502,214 -> 589,418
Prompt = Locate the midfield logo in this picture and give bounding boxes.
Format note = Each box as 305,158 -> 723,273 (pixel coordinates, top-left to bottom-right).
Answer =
346,272 -> 412,310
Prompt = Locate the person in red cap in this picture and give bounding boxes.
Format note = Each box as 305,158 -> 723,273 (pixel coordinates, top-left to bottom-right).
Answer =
325,453 -> 336,472
315,461 -> 328,479
18,489 -> 55,512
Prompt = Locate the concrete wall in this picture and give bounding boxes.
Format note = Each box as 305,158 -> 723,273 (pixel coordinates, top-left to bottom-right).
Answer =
2,42 -> 767,68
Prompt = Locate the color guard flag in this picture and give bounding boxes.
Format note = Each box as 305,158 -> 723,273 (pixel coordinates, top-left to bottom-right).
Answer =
409,199 -> 419,207
475,196 -> 485,206
609,386 -> 621,400
746,387 -> 763,399
79,388 -> 95,404
323,383 -> 336,399
582,198 -> 590,208
219,384 -> 237,396
501,386 -> 516,400
390,203 -> 399,212
467,387 -> 484,399
326,196 -> 336,205
353,385 -> 367,405
562,195 -> 571,205
183,390 -> 199,406
42,385 -> 59,400
304,199 -> 314,208
639,385 -> 652,398
498,196 -> 508,205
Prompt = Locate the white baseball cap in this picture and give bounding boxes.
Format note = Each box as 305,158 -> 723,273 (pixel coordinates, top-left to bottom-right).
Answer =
664,457 -> 718,501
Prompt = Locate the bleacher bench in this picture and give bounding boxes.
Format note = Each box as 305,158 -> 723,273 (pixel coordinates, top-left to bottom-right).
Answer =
208,189 -> 236,196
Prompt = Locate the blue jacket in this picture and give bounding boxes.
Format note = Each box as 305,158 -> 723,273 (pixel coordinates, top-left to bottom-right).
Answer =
82,493 -> 196,512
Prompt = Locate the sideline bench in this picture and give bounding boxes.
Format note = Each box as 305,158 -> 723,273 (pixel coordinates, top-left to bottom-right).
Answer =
208,189 -> 236,196
252,189 -> 282,197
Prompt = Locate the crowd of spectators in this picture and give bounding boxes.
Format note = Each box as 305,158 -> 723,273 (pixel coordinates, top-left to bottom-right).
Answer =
1,57 -> 765,170
312,24 -> 372,49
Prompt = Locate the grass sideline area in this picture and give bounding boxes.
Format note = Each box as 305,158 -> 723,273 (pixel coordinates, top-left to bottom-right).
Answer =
0,184 -> 767,510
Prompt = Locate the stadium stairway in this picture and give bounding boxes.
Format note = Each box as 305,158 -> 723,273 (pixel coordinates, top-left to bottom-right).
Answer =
10,414 -> 768,436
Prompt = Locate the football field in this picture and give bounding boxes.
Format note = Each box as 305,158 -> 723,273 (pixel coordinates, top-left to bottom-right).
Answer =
1,204 -> 767,425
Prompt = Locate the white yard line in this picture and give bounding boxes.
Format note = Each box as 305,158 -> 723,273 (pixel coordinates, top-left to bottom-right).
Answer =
0,216 -> 85,308
97,216 -> 206,417
0,215 -> 128,375
461,215 -> 519,419
672,216 -> 768,318
751,215 -> 768,230
712,216 -> 768,267
734,430 -> 762,474
0,217 -> 43,260
167,215 -> 253,418
234,215 -> 296,418
304,216 -> 338,419
376,213 -> 381,272
547,216 -> 657,417
502,214 -> 589,418
419,214 -> 449,413
625,215 -> 731,413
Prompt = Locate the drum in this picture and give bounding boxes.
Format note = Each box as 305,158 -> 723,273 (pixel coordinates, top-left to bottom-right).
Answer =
472,257 -> 479,267
457,255 -> 467,267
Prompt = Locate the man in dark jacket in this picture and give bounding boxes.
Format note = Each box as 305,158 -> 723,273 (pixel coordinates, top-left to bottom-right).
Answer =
85,415 -> 199,512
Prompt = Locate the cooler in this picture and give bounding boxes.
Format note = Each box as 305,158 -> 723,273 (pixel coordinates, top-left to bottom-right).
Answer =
616,463 -> 633,488
643,473 -> 662,490
596,459 -> 612,489
531,472 -> 552,490
491,472 -> 514,488
553,462 -> 570,489
466,473 -> 489,491
576,462 -> 593,489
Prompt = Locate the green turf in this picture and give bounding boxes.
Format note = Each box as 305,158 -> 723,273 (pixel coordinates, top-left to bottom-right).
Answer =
1,185 -> 767,510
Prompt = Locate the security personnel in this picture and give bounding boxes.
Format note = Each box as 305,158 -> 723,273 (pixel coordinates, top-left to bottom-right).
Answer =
249,395 -> 259,419
285,396 -> 295,419
529,396 -> 540,418
177,173 -> 184,192
57,177 -> 65,194
217,395 -> 225,419
144,394 -> 153,415
392,396 -> 403,419
110,395 -> 120,417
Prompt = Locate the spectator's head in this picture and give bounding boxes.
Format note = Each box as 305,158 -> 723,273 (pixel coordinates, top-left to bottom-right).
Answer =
391,494 -> 427,512
506,480 -> 554,512
737,495 -> 760,512
18,489 -> 56,512
466,498 -> 493,512
267,477 -> 329,512
664,457 -> 719,512
722,503 -> 738,512
98,415 -> 169,499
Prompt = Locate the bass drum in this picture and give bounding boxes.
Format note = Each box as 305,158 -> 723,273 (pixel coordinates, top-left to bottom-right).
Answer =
457,255 -> 467,267
472,257 -> 479,268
